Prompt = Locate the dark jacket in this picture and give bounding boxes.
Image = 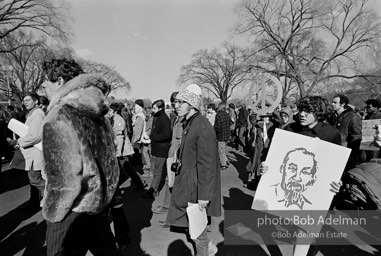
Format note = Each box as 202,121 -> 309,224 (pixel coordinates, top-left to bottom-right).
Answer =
246,120 -> 277,176
284,122 -> 341,145
167,112 -> 221,227
329,108 -> 362,147
214,109 -> 231,141
150,108 -> 171,158
365,109 -> 381,120
121,107 -> 133,139
329,108 -> 362,170
237,107 -> 249,128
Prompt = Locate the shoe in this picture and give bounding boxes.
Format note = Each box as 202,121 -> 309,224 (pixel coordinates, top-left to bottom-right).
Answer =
208,241 -> 218,255
158,220 -> 170,228
152,206 -> 169,214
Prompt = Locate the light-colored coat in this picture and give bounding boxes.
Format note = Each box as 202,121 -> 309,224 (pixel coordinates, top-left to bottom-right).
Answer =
18,107 -> 45,171
113,113 -> 134,157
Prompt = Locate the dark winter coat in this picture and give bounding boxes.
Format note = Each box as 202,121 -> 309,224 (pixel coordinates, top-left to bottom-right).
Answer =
166,112 -> 222,227
150,108 -> 171,158
214,109 -> 231,141
284,122 -> 341,145
237,106 -> 249,128
329,108 -> 362,147
365,109 -> 381,120
42,74 -> 119,223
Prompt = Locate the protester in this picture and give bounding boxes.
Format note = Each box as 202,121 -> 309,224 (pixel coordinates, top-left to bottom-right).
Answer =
38,95 -> 50,113
245,112 -> 277,188
7,93 -> 45,211
279,106 -> 294,129
281,96 -> 341,256
143,99 -> 172,198
120,101 -> 133,140
214,102 -> 231,170
236,103 -> 249,152
364,99 -> 381,120
42,58 -> 121,255
228,103 -> 237,142
154,92 -> 183,227
290,102 -> 300,123
131,99 -> 146,166
329,94 -> 362,170
142,106 -> 153,177
106,102 -> 134,250
206,103 -> 216,126
166,84 -> 221,256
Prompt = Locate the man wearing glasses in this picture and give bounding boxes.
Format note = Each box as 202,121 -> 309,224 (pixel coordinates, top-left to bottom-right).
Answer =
166,84 -> 221,256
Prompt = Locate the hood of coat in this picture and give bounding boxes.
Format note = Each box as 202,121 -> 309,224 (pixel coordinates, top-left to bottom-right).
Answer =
280,106 -> 294,126
47,74 -> 110,118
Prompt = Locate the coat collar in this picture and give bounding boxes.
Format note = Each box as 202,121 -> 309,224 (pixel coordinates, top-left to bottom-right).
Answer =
47,74 -> 110,118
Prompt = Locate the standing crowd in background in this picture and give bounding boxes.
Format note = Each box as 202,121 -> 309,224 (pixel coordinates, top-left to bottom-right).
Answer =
2,57 -> 381,256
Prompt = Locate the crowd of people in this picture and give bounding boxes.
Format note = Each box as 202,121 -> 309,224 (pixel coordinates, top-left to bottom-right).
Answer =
1,57 -> 381,256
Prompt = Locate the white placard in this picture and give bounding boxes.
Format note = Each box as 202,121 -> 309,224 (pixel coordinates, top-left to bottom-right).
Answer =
252,129 -> 351,212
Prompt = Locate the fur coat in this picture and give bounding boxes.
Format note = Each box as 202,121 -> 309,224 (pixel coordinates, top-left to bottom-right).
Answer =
42,74 -> 119,223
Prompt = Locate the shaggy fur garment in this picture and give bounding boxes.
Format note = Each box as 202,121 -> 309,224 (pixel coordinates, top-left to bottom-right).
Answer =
42,74 -> 119,223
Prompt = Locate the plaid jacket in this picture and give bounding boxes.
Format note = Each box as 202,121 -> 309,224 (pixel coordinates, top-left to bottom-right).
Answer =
214,109 -> 231,141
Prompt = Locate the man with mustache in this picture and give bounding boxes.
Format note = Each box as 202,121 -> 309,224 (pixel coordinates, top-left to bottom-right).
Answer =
273,148 -> 317,209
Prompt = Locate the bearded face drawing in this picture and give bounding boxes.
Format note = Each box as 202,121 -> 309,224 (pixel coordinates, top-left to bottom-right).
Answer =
273,147 -> 318,209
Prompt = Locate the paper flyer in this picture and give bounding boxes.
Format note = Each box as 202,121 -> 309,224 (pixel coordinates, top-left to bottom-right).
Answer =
8,118 -> 42,151
186,202 -> 208,239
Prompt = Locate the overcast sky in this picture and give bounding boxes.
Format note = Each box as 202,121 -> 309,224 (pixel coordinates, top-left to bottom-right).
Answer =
68,0 -> 381,101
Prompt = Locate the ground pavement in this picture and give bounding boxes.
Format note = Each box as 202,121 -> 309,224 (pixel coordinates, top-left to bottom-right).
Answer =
0,146 -> 378,256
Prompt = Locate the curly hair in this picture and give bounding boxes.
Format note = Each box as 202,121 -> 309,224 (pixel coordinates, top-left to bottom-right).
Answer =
298,96 -> 330,121
43,58 -> 83,83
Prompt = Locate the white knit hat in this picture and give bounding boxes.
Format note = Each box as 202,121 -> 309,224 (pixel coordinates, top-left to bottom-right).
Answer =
176,84 -> 203,110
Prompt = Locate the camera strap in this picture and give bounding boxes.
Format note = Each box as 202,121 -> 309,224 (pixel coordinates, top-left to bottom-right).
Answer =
177,112 -> 199,162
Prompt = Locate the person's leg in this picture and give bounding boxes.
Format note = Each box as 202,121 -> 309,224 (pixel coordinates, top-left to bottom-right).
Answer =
162,184 -> 171,208
111,206 -> 130,250
218,141 -> 228,167
141,144 -> 151,172
122,157 -> 145,189
89,212 -> 122,256
238,127 -> 247,151
150,157 -> 167,193
46,211 -> 89,256
27,170 -> 45,206
193,227 -> 209,256
166,157 -> 176,188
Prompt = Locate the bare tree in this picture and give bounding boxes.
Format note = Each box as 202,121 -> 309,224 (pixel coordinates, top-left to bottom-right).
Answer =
178,43 -> 253,103
235,0 -> 381,99
0,32 -> 62,100
0,0 -> 72,53
78,59 -> 131,96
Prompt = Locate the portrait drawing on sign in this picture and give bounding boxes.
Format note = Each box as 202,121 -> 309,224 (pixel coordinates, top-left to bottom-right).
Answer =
272,147 -> 318,210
